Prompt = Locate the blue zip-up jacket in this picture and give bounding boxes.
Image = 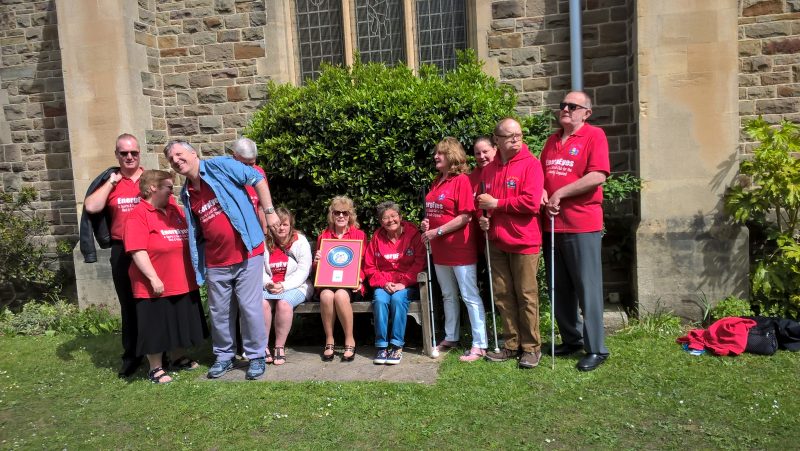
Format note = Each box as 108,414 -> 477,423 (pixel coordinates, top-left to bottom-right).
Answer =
180,156 -> 265,285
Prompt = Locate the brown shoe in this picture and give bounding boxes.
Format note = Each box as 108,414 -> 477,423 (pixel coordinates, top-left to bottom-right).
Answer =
484,348 -> 519,362
518,350 -> 542,369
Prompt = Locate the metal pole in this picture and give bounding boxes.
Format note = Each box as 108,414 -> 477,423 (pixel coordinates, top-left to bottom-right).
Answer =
550,215 -> 556,370
569,0 -> 583,91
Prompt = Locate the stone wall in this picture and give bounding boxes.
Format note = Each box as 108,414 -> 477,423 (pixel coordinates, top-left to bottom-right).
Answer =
135,0 -> 270,161
489,0 -> 636,174
739,0 -> 800,152
0,0 -> 75,250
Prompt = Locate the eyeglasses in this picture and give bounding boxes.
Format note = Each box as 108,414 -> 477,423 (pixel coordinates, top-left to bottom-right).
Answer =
494,132 -> 523,142
118,151 -> 140,158
333,210 -> 350,217
559,102 -> 589,112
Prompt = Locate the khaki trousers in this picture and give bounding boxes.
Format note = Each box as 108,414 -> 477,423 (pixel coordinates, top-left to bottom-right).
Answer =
489,244 -> 541,353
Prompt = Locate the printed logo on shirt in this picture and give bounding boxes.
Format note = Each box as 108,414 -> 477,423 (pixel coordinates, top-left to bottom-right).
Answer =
425,200 -> 445,218
545,158 -> 576,177
569,147 -> 579,156
437,193 -> 446,201
116,196 -> 140,213
269,261 -> 288,271
405,248 -> 414,256
383,252 -> 400,261
506,177 -> 518,189
160,228 -> 189,242
197,198 -> 223,223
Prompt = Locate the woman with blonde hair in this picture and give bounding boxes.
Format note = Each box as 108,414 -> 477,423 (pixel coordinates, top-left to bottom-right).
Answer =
313,196 -> 367,362
262,207 -> 313,365
420,137 -> 488,362
123,170 -> 209,383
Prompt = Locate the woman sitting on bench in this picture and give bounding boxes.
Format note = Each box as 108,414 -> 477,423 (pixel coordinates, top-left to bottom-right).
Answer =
364,201 -> 426,365
262,207 -> 313,365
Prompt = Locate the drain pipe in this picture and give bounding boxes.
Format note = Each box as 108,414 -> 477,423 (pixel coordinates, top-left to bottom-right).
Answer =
569,0 -> 583,91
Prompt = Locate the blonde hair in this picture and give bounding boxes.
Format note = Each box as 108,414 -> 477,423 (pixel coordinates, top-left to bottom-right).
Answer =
435,137 -> 468,176
138,170 -> 173,199
326,195 -> 359,230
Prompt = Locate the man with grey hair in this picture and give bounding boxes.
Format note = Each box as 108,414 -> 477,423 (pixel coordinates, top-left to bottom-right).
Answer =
165,140 -> 279,380
232,137 -> 268,234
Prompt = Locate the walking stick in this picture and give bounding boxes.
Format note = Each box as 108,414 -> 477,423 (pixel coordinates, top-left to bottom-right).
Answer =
550,215 -> 556,370
421,186 -> 439,358
481,182 -> 500,354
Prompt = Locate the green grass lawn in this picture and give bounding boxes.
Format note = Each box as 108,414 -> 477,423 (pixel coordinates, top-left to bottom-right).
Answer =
1,332 -> 798,450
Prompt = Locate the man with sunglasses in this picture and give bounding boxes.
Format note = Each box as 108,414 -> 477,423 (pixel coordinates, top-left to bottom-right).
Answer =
82,133 -> 145,377
541,91 -> 611,372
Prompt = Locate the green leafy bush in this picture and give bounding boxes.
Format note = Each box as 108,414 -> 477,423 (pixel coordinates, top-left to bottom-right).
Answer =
709,296 -> 754,322
725,117 -> 800,318
603,173 -> 643,204
0,187 -> 67,308
0,299 -> 120,337
247,50 -> 517,234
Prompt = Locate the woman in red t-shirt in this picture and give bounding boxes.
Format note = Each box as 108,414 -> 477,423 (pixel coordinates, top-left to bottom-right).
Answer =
421,137 -> 488,362
313,196 -> 367,362
123,170 -> 209,384
262,207 -> 313,365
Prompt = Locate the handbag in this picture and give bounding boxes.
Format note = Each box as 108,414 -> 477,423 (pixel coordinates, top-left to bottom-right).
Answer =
745,324 -> 778,356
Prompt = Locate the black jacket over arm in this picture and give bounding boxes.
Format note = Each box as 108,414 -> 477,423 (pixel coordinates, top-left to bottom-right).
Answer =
79,167 -> 119,263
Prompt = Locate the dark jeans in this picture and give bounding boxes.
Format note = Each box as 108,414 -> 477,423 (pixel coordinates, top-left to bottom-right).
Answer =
110,241 -> 139,362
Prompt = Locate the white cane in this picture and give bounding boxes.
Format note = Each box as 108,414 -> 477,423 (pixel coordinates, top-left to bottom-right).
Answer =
481,182 -> 500,353
550,214 -> 556,370
425,240 -> 439,358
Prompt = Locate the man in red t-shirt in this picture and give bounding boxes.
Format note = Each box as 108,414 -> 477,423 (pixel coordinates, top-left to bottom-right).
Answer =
541,91 -> 610,372
477,118 -> 545,369
84,133 -> 144,377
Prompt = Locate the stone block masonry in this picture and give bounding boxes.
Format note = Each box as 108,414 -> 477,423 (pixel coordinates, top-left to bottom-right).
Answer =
0,0 -> 77,260
136,0 -> 270,158
739,0 -> 800,153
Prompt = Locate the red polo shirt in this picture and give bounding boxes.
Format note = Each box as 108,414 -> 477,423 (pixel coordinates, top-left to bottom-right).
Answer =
541,123 -> 610,233
106,175 -> 141,240
188,180 -> 264,268
425,173 -> 477,266
124,200 -> 198,299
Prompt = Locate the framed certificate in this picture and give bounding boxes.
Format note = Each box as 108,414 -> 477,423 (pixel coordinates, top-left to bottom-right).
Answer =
314,239 -> 363,289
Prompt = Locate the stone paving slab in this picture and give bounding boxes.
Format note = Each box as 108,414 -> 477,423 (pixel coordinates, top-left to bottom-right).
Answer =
202,345 -> 441,384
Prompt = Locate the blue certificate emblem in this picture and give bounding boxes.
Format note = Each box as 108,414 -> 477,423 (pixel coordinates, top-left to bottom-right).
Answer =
327,246 -> 354,268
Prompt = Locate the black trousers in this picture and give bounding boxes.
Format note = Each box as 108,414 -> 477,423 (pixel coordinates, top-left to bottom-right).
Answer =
110,241 -> 139,361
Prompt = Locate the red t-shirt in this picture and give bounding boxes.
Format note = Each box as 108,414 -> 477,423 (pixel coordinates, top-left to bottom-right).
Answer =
268,246 -> 289,283
188,180 -> 264,268
541,123 -> 610,233
106,174 -> 141,240
123,200 -> 198,299
245,165 -> 267,211
315,226 -> 368,295
425,173 -> 477,266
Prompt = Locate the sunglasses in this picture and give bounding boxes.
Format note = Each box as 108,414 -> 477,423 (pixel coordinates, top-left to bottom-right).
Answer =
559,102 -> 589,112
118,151 -> 140,158
333,210 -> 350,217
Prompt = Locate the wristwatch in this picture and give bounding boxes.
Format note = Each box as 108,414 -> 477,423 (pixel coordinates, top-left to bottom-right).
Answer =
436,228 -> 443,237
264,206 -> 275,214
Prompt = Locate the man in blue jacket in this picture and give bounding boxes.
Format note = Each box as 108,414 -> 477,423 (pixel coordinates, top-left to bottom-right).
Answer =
164,140 -> 279,380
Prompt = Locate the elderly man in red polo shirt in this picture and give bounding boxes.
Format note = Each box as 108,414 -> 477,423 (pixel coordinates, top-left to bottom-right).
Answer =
541,91 -> 611,372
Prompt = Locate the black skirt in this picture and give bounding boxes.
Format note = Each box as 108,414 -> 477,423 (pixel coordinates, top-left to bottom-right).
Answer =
135,290 -> 209,356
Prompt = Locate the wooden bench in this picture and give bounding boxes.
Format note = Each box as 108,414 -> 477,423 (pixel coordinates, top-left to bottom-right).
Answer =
294,271 -> 434,356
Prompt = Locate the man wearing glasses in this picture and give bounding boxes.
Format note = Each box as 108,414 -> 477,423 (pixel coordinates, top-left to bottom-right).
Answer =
477,118 -> 545,369
541,91 -> 611,372
82,133 -> 145,377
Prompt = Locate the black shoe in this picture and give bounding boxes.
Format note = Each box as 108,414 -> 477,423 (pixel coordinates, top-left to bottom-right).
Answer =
576,353 -> 608,372
544,343 -> 584,356
118,357 -> 142,378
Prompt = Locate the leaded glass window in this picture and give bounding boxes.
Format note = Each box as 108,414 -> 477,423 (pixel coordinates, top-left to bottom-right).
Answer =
416,0 -> 466,72
354,0 -> 406,65
296,0 -> 346,82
